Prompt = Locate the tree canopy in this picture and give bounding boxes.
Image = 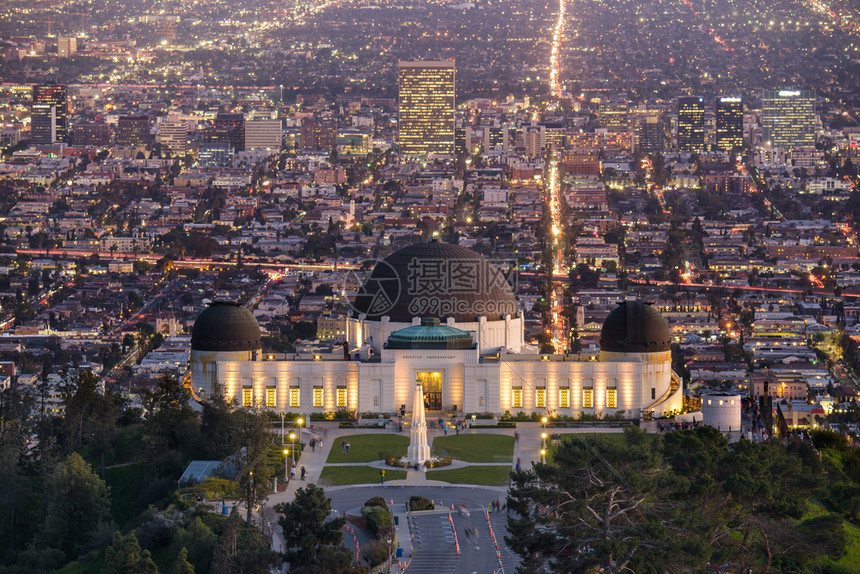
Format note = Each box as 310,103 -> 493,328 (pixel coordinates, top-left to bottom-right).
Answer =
507,427 -> 847,574
276,483 -> 355,573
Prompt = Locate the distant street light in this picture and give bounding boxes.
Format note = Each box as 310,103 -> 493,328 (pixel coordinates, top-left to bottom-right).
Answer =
284,448 -> 289,481
289,432 -> 296,465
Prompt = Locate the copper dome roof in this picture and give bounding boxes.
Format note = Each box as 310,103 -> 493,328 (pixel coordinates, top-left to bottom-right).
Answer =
599,300 -> 671,353
191,301 -> 262,352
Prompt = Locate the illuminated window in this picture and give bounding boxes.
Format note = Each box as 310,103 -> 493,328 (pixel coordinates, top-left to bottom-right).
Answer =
265,386 -> 276,408
583,388 -> 594,409
242,386 -> 253,408
289,387 -> 300,408
607,388 -> 617,409
536,387 -> 546,408
559,388 -> 570,408
313,386 -> 323,408
512,387 -> 523,409
336,386 -> 347,408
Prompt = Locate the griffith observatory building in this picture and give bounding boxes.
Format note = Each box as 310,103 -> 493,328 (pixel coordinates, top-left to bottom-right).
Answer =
190,241 -> 683,418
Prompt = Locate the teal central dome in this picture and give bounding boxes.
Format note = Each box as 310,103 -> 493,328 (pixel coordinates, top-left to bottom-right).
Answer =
386,318 -> 475,350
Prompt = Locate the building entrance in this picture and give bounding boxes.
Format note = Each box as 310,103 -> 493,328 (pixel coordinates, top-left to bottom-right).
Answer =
417,371 -> 443,410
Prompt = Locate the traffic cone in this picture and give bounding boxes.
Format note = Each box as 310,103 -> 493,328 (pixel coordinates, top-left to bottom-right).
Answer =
451,503 -> 455,510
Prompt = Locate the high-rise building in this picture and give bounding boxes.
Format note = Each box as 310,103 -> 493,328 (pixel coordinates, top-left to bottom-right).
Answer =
762,90 -> 816,149
116,116 -> 150,147
215,112 -> 245,151
71,122 -> 110,147
715,97 -> 744,151
245,119 -> 282,151
523,125 -> 545,157
30,104 -> 57,144
57,36 -> 77,58
636,115 -> 664,154
300,118 -> 336,152
599,94 -> 630,133
32,83 -> 67,143
677,96 -> 705,152
159,121 -> 189,155
398,60 -> 455,157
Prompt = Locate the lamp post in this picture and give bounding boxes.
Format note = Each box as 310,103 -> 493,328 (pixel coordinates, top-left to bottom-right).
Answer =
280,412 -> 285,446
284,448 -> 289,481
540,448 -> 546,464
386,537 -> 392,574
541,431 -> 548,452
289,432 -> 296,465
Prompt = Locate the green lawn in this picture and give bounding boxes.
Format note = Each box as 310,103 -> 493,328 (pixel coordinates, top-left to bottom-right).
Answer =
326,434 -> 409,463
317,466 -> 407,486
431,434 -> 514,463
426,465 -> 511,486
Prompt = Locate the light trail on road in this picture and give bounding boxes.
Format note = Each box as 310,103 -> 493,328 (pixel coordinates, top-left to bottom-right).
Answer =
549,0 -> 566,98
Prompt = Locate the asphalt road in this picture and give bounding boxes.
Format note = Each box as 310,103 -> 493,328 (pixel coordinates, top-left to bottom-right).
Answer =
327,485 -> 519,574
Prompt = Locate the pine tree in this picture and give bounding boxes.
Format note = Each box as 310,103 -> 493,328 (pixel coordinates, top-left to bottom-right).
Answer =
173,547 -> 195,574
106,532 -> 158,574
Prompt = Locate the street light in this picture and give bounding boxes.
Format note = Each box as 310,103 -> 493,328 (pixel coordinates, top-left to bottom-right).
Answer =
289,432 -> 296,465
386,537 -> 392,574
283,449 -> 289,481
280,412 -> 286,445
540,448 -> 546,463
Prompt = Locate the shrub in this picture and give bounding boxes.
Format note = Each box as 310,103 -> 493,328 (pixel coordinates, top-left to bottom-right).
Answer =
409,496 -> 434,511
363,539 -> 392,568
361,505 -> 392,538
365,497 -> 387,508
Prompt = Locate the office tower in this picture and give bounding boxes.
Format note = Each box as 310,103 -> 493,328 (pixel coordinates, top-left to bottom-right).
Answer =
300,118 -> 337,152
677,96 -> 705,152
30,104 -> 57,144
599,94 -> 630,133
159,121 -> 189,155
523,125 -> 545,157
542,123 -> 566,152
245,119 -> 282,151
715,97 -> 744,151
71,122 -> 110,147
116,116 -> 151,147
57,36 -> 77,58
636,115 -> 664,154
762,90 -> 816,149
198,143 -> 234,167
32,83 -> 67,143
215,112 -> 245,151
455,126 -> 471,155
398,60 -> 455,156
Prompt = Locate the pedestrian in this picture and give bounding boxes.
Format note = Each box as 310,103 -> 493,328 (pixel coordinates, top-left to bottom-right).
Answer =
515,460 -> 521,472
300,466 -> 307,480
443,425 -> 448,436
346,441 -> 350,454
399,422 -> 403,432
514,431 -> 520,442
380,469 -> 385,484
456,425 -> 459,436
290,466 -> 296,481
341,439 -> 346,453
310,438 -> 316,452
